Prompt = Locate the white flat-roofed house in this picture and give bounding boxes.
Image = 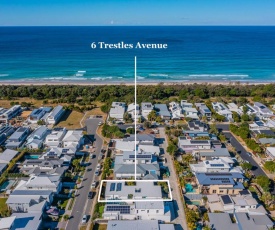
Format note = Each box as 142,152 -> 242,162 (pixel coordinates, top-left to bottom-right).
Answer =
46,105 -> 64,125
114,151 -> 159,179
0,216 -> 16,230
178,137 -> 211,153
106,220 -> 175,230
0,149 -> 19,175
26,126 -> 48,149
104,181 -> 163,200
127,103 -> 140,122
266,147 -> 275,160
184,108 -> 199,120
62,130 -> 84,149
0,105 -> 22,124
45,128 -> 67,147
5,127 -> 30,150
109,102 -> 126,121
212,102 -> 233,121
169,101 -> 183,120
195,103 -> 212,119
141,102 -> 154,120
253,102 -> 274,119
227,103 -> 243,116
103,202 -> 171,222
181,100 -> 193,108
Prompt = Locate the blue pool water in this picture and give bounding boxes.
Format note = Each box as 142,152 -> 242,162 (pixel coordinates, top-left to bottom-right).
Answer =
185,183 -> 194,193
25,155 -> 40,159
0,180 -> 15,191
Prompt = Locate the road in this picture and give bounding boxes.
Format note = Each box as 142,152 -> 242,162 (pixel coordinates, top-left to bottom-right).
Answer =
67,118 -> 103,230
159,127 -> 188,230
216,124 -> 266,177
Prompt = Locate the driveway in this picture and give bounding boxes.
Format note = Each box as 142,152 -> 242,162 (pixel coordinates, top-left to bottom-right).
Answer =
159,127 -> 188,230
66,118 -> 103,230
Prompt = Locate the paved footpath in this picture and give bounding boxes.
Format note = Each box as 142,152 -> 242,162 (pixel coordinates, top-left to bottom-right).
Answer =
159,127 -> 188,230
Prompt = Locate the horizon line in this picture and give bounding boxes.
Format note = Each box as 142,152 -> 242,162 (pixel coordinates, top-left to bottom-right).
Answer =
1,25 -> 275,27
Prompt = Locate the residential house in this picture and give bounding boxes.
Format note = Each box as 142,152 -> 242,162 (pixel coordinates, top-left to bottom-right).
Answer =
114,151 -> 159,179
62,130 -> 84,149
181,100 -> 193,109
104,181 -> 163,200
0,216 -> 16,230
141,102 -> 154,120
193,148 -> 231,161
45,128 -> 67,147
28,107 -> 52,123
40,147 -> 76,164
253,102 -> 274,119
46,105 -> 64,125
266,147 -> 275,160
178,137 -> 211,153
208,212 -> 273,230
110,102 -> 126,121
258,138 -> 275,146
0,125 -> 15,145
187,121 -> 208,132
104,202 -> 170,221
26,126 -> 48,149
0,149 -> 19,175
5,127 -> 30,149
190,157 -> 242,174
10,212 -> 43,230
106,220 -> 175,230
154,104 -> 171,120
195,103 -> 212,119
207,190 -> 267,215
227,103 -> 243,116
212,102 -> 233,121
169,101 -> 182,120
0,105 -> 22,124
127,103 -> 140,122
195,172 -> 244,195
184,108 -> 199,120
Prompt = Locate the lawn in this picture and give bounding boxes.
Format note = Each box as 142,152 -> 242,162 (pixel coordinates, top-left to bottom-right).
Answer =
56,110 -> 84,129
0,198 -> 10,217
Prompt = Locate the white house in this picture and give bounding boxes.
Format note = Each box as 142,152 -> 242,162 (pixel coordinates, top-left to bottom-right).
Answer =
178,137 -> 211,153
103,202 -> 172,222
181,100 -> 193,108
169,101 -> 183,120
45,128 -> 67,147
266,147 -> 275,160
127,103 -> 140,122
212,102 -> 233,121
46,105 -> 64,125
0,105 -> 22,124
28,107 -> 52,124
184,107 -> 199,120
106,220 -> 174,230
141,102 -> 154,120
26,126 -> 48,149
195,103 -> 212,119
109,102 -> 126,121
62,130 -> 84,149
227,102 -> 243,116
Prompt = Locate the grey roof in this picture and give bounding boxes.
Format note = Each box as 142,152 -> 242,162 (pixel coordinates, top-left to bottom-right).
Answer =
28,126 -> 47,140
0,149 -> 18,163
208,213 -> 239,230
0,163 -> 7,173
198,148 -> 230,157
135,201 -> 164,209
107,220 -> 160,230
259,138 -> 275,145
154,104 -> 171,117
48,105 -> 63,117
10,190 -> 52,196
11,212 -> 42,230
8,127 -> 28,140
236,213 -> 273,230
123,134 -> 155,142
195,172 -> 244,186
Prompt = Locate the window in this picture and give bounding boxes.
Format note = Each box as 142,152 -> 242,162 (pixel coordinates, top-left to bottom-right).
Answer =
213,190 -> 216,194
147,210 -> 149,213
156,210 -> 159,213
241,206 -> 245,208
220,190 -> 223,193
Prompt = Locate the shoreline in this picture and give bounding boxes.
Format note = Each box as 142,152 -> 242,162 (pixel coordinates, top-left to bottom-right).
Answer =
0,80 -> 274,86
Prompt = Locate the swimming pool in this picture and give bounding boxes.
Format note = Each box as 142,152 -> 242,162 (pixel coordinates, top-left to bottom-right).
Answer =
185,183 -> 194,193
25,155 -> 40,159
0,180 -> 15,191
185,200 -> 201,206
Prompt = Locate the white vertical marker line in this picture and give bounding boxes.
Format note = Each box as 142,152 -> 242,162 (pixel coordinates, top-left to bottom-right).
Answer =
134,56 -> 137,181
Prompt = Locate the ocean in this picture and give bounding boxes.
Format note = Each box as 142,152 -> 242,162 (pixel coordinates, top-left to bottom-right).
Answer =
0,26 -> 275,83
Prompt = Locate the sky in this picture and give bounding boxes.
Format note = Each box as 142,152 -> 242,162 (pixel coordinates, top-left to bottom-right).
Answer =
0,0 -> 275,26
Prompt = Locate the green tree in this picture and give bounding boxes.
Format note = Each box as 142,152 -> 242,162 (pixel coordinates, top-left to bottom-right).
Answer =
264,161 -> 275,173
241,162 -> 253,171
166,142 -> 177,155
241,114 -> 250,122
232,111 -> 241,122
256,175 -> 271,192
147,110 -> 157,121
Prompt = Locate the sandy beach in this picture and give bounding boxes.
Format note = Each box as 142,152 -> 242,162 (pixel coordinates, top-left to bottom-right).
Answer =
0,80 -> 273,86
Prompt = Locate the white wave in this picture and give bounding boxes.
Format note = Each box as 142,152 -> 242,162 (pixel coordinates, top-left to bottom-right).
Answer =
77,70 -> 86,73
149,73 -> 169,77
91,77 -> 113,81
137,76 -> 145,80
189,74 -> 249,78
118,77 -> 123,79
0,74 -> 9,77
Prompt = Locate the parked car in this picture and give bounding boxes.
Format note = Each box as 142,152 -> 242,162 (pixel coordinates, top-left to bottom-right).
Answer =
91,181 -> 97,189
88,191 -> 94,199
82,215 -> 87,224
96,163 -> 101,170
246,152 -> 252,157
95,170 -> 100,176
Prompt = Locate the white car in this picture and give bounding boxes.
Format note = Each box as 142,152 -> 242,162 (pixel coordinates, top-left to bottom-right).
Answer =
98,122 -> 102,126
91,181 -> 97,189
82,215 -> 87,224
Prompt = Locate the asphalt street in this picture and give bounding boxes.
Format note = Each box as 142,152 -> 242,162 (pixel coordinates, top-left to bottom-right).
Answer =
66,118 -> 103,230
216,124 -> 265,177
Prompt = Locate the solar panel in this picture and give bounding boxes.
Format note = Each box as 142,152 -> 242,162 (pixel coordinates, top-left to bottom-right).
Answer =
221,195 -> 232,204
116,183 -> 122,191
110,183 -> 116,191
106,206 -> 130,214
190,140 -> 208,144
62,149 -> 69,153
129,155 -> 151,159
210,164 -> 224,167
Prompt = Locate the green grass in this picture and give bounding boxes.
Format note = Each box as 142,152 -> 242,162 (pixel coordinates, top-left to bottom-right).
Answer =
0,198 -> 10,217
98,206 -> 105,218
68,198 -> 75,210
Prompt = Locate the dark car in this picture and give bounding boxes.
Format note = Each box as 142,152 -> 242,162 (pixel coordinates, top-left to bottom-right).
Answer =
88,191 -> 94,199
